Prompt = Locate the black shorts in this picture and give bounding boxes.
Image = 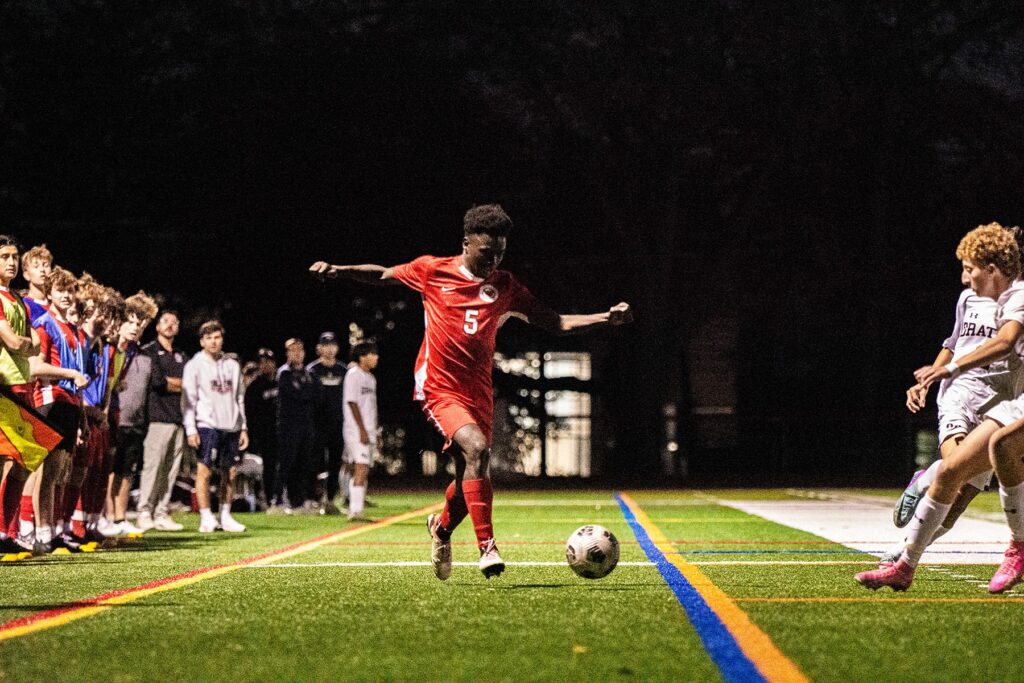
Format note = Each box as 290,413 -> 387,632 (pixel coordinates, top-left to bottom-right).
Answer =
197,428 -> 241,470
37,401 -> 82,453
112,426 -> 147,478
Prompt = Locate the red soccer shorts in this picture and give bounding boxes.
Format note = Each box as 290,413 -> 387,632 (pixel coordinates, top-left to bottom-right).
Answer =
420,394 -> 492,450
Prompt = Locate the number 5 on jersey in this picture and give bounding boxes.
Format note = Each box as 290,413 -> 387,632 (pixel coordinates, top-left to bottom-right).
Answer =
464,309 -> 479,334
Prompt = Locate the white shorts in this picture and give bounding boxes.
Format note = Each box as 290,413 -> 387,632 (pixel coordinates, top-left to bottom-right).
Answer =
984,395 -> 1024,430
966,468 -> 996,491
937,376 -> 1005,443
343,439 -> 374,466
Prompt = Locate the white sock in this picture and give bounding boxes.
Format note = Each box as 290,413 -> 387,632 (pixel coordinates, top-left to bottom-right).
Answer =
340,471 -> 352,500
915,460 -> 942,493
220,504 -> 233,521
902,494 -> 952,567
19,518 -> 34,538
999,483 -> 1024,542
36,526 -> 52,544
350,485 -> 366,515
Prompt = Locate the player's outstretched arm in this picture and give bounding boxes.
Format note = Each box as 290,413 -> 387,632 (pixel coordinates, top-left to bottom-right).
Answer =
907,348 -> 953,412
530,302 -> 633,335
308,262 -> 400,286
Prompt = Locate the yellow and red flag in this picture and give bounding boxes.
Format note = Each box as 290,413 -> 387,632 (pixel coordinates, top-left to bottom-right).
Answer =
0,390 -> 63,472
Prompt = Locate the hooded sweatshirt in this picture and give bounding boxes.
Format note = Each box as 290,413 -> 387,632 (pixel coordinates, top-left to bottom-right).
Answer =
181,351 -> 246,435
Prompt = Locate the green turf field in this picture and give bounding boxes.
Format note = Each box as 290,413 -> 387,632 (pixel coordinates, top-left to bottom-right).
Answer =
0,489 -> 1019,682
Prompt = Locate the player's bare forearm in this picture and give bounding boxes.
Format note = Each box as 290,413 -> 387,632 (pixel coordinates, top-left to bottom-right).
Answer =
348,401 -> 369,441
535,302 -> 633,335
931,348 -> 954,367
915,322 -> 1020,387
308,262 -> 398,286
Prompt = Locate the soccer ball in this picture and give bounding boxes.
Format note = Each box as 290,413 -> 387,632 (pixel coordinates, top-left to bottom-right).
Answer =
565,525 -> 619,579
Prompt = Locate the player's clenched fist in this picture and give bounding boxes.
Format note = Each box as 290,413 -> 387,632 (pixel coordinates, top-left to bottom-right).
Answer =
309,261 -> 337,279
609,302 -> 633,325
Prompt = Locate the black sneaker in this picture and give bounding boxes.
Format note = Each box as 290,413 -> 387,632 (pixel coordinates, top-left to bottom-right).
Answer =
32,539 -> 52,556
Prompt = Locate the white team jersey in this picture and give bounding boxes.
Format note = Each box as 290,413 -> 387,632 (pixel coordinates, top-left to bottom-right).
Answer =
937,288 -> 1005,400
995,280 -> 1024,398
343,366 -> 377,441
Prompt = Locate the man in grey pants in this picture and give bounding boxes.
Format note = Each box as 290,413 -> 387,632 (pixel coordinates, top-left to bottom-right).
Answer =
136,311 -> 187,531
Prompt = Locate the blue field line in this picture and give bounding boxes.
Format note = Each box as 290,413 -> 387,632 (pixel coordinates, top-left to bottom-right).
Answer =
615,493 -> 767,683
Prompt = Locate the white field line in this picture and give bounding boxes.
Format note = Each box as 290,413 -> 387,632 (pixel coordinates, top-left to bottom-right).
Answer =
716,496 -> 1010,567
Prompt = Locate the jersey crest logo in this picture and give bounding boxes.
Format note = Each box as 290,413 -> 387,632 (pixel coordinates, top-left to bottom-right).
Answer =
479,284 -> 498,303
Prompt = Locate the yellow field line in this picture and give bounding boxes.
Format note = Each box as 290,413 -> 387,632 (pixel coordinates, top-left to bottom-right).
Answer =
621,493 -> 810,683
0,503 -> 441,642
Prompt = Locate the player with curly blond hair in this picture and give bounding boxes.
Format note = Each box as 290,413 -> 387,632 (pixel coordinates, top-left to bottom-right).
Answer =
857,222 -> 1024,592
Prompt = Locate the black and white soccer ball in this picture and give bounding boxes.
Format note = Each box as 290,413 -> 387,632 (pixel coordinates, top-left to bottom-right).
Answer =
565,524 -> 620,579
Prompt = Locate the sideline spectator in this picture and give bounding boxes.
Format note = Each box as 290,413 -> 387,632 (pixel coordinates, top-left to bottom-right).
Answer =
276,338 -> 316,512
182,320 -> 248,533
307,331 -> 345,514
343,342 -> 379,521
244,348 -> 278,510
136,310 -> 187,531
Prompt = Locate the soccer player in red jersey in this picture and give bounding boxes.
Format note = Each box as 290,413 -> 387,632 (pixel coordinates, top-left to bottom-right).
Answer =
310,204 -> 632,579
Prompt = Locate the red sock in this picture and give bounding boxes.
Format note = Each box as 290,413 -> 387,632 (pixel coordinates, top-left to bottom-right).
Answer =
462,478 -> 494,550
0,470 -> 25,537
438,481 -> 468,537
19,494 -> 34,531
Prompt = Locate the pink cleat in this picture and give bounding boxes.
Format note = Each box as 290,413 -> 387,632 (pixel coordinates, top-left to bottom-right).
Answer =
855,558 -> 915,591
988,541 -> 1024,594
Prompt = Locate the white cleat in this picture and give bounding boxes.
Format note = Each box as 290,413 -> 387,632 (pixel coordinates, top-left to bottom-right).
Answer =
198,519 -> 219,533
136,512 -> 155,531
153,514 -> 184,532
220,515 -> 246,533
426,514 -> 452,581
479,538 -> 505,579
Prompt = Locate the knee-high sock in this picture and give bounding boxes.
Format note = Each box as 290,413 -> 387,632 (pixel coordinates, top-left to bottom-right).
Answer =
462,478 -> 494,549
902,494 -> 952,567
0,470 -> 26,538
999,483 -> 1024,542
437,480 -> 468,539
19,494 -> 34,538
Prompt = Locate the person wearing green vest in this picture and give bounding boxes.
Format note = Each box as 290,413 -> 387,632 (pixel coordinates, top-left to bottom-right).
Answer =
0,235 -> 41,555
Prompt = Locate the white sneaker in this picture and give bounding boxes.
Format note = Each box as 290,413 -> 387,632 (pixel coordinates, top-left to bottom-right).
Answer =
96,517 -> 118,537
198,518 -> 219,533
426,514 -> 452,581
153,514 -> 184,531
118,521 -> 146,537
136,511 -> 155,531
220,515 -> 246,533
479,538 -> 505,579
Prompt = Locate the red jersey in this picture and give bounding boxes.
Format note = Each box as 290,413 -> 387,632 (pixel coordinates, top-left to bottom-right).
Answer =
33,313 -> 87,406
392,255 -> 542,408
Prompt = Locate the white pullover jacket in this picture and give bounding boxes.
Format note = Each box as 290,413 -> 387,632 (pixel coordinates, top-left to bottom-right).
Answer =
181,351 -> 247,436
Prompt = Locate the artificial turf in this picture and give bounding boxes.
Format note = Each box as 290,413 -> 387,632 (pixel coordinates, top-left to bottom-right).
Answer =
0,489 -> 1019,682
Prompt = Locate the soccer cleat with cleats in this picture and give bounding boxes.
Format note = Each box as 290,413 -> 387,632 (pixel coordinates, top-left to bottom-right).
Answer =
426,514 -> 452,581
198,520 -> 219,533
479,538 -> 505,579
855,558 -> 915,591
31,539 -> 52,556
893,469 -> 926,528
988,541 -> 1024,593
50,535 -> 83,554
220,515 -> 246,533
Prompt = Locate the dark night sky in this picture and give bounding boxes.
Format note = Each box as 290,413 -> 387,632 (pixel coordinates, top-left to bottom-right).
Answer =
2,1 -> 1024,482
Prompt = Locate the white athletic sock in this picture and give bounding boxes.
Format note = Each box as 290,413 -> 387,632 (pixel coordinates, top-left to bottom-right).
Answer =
999,483 -> 1024,542
19,518 -> 34,538
36,526 -> 52,544
915,460 -> 942,493
220,504 -> 233,521
340,471 -> 352,501
350,485 -> 366,515
902,494 -> 952,567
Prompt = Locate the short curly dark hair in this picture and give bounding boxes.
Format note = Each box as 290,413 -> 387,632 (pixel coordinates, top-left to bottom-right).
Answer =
464,204 -> 513,237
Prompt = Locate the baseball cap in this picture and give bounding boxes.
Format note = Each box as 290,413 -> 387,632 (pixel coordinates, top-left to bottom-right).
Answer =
257,347 -> 275,359
318,331 -> 338,344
